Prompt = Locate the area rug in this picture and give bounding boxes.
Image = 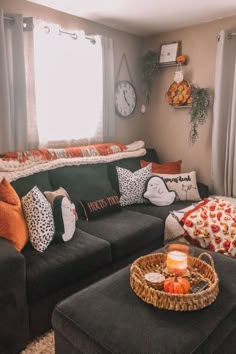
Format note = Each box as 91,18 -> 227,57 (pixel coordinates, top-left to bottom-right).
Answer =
20,330 -> 55,354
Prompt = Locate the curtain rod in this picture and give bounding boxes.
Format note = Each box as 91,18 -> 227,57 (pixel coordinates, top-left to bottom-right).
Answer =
4,15 -> 29,29
45,26 -> 96,43
60,29 -> 96,44
4,15 -> 95,42
4,16 -> 14,22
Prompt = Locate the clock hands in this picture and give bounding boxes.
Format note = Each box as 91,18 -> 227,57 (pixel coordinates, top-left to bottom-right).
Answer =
123,90 -> 130,107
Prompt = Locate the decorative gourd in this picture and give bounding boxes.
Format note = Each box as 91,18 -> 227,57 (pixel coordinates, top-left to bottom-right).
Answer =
164,276 -> 190,294
176,55 -> 187,64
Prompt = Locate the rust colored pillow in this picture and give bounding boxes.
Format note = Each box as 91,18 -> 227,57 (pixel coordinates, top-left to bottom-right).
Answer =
140,160 -> 182,174
0,178 -> 28,251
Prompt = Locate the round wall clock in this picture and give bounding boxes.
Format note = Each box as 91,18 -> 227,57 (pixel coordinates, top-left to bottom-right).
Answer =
115,80 -> 137,117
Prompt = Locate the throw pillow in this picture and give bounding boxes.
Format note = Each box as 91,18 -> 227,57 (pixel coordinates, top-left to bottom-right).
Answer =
52,196 -> 76,242
116,164 -> 152,206
143,176 -> 176,206
22,186 -> 55,252
44,187 -> 78,221
140,160 -> 182,174
0,178 -> 28,251
79,194 -> 121,221
153,171 -> 201,202
44,187 -> 69,205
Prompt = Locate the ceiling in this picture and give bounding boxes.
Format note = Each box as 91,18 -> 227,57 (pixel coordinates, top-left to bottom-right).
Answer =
27,0 -> 236,36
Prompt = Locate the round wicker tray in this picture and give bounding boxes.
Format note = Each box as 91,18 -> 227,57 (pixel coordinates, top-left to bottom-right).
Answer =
130,252 -> 219,311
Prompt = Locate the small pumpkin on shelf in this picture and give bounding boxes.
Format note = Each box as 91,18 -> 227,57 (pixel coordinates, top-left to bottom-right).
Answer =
164,276 -> 190,294
176,55 -> 187,64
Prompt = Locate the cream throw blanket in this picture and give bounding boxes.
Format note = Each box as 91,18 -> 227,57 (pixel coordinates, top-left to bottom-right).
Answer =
0,141 -> 146,182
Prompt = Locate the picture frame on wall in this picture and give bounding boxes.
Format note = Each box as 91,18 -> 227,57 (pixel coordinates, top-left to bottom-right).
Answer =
159,42 -> 180,65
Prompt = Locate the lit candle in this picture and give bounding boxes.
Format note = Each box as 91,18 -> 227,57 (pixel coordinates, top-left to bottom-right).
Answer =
166,250 -> 188,275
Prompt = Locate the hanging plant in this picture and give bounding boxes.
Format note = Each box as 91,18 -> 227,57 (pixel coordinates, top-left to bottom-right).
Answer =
189,86 -> 210,144
140,50 -> 159,104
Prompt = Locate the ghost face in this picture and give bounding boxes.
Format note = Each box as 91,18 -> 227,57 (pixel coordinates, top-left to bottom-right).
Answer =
61,197 -> 76,242
144,176 -> 176,206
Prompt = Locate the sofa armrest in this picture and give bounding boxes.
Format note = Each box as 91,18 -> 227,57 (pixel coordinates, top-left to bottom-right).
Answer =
197,182 -> 209,199
0,238 -> 30,353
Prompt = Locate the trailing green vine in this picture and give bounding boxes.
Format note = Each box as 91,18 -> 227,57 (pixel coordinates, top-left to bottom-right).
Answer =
189,86 -> 210,144
140,50 -> 159,104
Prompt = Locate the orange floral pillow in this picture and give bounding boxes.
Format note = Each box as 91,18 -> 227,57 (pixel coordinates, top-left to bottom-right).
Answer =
0,178 -> 28,251
140,160 -> 182,174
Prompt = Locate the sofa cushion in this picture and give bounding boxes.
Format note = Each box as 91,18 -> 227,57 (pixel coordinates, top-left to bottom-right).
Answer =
125,201 -> 193,221
22,229 -> 112,304
78,209 -> 164,261
48,165 -> 117,214
11,171 -> 52,198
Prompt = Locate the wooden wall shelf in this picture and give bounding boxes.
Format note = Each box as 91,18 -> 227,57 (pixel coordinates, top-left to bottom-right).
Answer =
159,62 -> 187,68
172,105 -> 191,109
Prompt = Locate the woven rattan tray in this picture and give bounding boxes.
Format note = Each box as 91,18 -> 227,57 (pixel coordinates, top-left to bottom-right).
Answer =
130,252 -> 219,311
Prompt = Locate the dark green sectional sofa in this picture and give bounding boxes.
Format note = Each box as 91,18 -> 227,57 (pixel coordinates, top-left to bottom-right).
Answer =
0,149 -> 208,353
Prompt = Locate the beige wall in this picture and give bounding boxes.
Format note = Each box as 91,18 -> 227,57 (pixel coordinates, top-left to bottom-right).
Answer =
2,1 -> 236,188
0,0 -> 144,144
143,16 -> 236,187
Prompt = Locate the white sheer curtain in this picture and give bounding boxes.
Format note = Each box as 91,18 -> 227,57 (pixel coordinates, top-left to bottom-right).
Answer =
33,22 -> 114,148
101,36 -> 115,142
0,11 -> 38,153
211,30 -> 236,196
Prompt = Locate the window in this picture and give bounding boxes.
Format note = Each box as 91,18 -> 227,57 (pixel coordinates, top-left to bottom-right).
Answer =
33,24 -> 103,147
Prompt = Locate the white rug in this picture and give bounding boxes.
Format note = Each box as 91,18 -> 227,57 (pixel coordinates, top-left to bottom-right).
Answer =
20,330 -> 55,354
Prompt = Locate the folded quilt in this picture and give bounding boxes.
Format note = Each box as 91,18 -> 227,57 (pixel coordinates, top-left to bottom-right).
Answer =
165,197 -> 236,258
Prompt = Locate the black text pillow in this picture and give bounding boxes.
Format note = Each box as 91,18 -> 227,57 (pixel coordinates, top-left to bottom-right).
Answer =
116,164 -> 152,206
52,196 -> 76,242
143,176 -> 176,206
154,171 -> 201,201
79,195 -> 121,221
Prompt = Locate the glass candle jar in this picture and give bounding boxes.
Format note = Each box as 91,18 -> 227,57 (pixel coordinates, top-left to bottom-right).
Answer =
165,243 -> 191,275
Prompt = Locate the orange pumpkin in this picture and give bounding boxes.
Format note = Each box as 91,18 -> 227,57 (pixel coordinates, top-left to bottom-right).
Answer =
164,276 -> 190,294
176,55 -> 187,64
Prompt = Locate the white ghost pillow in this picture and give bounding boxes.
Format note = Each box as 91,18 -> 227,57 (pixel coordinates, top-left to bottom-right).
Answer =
143,176 -> 176,206
52,196 -> 77,243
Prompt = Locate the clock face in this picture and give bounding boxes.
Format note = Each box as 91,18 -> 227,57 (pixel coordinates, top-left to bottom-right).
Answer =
115,81 -> 137,117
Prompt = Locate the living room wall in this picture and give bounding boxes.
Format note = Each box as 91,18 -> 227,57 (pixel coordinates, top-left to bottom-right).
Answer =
143,15 -> 236,187
0,0 -> 144,145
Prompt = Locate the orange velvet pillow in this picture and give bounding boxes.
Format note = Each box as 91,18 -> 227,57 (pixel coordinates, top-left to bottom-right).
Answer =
0,178 -> 28,251
140,160 -> 182,174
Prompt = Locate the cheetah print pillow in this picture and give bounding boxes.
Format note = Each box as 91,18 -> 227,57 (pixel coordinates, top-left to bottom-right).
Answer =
116,164 -> 152,206
22,186 -> 55,252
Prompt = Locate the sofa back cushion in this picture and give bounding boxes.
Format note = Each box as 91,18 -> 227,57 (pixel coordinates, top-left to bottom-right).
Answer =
11,171 -> 52,198
48,164 -> 118,216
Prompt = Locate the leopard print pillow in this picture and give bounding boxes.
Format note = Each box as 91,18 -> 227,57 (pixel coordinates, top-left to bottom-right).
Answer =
116,164 -> 152,206
22,186 -> 55,252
